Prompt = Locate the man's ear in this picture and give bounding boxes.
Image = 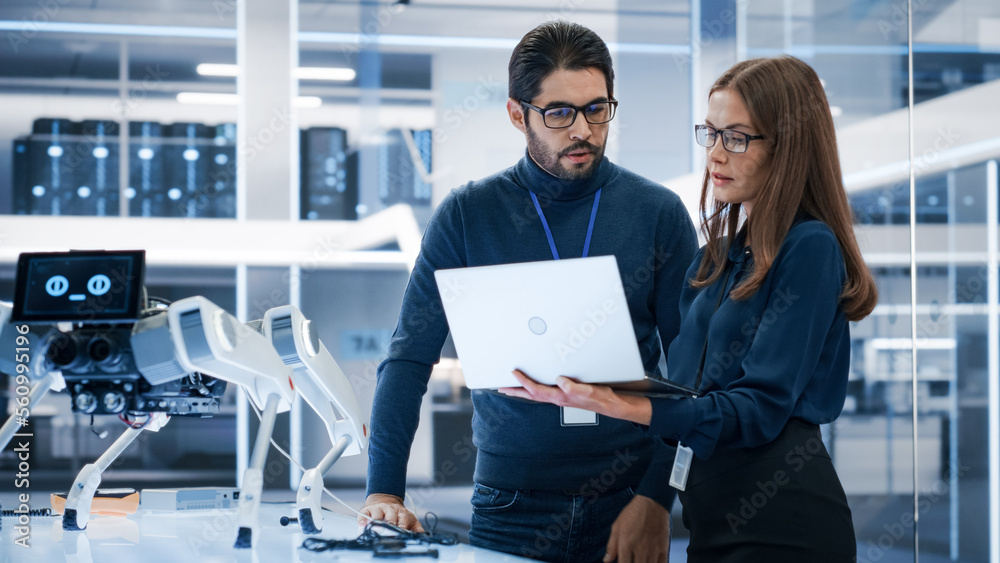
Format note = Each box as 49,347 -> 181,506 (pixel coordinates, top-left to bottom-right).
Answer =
507,98 -> 527,134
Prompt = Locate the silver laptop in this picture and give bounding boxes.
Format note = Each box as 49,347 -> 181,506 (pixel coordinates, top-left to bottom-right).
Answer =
434,256 -> 696,397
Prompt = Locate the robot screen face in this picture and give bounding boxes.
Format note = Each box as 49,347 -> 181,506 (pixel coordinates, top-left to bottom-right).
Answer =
13,250 -> 145,323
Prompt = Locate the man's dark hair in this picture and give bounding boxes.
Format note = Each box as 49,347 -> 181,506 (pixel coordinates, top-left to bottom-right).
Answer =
508,21 -> 614,103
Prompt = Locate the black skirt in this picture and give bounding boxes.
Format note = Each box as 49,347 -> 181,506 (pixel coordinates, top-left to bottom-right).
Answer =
678,419 -> 856,562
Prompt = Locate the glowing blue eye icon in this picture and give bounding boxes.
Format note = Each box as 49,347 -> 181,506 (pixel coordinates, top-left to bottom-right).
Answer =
87,274 -> 112,296
45,275 -> 70,297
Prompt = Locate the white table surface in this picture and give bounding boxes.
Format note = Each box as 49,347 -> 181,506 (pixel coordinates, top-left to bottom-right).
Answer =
0,500 -> 533,563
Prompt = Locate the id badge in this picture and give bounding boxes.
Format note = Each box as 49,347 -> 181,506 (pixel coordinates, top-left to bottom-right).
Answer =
669,443 -> 694,491
560,406 -> 598,426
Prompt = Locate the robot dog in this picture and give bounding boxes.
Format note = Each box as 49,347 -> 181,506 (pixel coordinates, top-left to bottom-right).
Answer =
0,250 -> 367,548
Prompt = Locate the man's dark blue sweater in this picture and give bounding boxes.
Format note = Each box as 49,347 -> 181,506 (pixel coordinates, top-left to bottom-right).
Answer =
367,152 -> 697,507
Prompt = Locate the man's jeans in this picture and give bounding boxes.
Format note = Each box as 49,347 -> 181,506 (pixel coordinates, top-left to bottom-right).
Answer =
468,483 -> 635,563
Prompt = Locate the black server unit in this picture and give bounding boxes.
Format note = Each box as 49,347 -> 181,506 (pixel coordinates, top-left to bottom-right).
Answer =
128,121 -> 165,217
300,127 -> 358,220
204,123 -> 237,218
344,150 -> 359,216
12,138 -> 31,214
22,118 -> 81,216
163,122 -> 211,218
77,120 -> 120,217
54,120 -> 100,216
378,128 -> 432,208
10,118 -> 240,218
13,119 -> 101,216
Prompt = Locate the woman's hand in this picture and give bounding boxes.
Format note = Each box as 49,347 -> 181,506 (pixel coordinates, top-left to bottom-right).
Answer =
499,370 -> 653,426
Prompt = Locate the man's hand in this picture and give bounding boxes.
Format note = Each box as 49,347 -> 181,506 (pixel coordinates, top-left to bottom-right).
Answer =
604,495 -> 670,563
359,493 -> 425,532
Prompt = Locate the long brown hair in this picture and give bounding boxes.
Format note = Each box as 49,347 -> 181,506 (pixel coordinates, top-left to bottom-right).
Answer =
692,56 -> 877,321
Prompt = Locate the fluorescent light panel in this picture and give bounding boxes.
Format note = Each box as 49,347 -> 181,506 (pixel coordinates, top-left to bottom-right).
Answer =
176,92 -> 238,105
176,92 -> 321,107
295,67 -> 356,81
196,63 -> 239,77
197,63 -> 355,81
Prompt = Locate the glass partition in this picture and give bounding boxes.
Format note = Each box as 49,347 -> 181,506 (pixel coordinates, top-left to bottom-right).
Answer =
910,2 -> 999,557
742,1 -> 998,560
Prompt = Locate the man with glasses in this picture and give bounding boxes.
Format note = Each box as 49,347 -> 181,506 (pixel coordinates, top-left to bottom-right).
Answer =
362,20 -> 696,563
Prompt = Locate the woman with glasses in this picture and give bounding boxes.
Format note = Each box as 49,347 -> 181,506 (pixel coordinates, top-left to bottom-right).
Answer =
503,55 -> 878,562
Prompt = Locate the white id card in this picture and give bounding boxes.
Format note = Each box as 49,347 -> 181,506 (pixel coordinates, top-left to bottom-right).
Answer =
560,406 -> 598,426
669,443 -> 694,491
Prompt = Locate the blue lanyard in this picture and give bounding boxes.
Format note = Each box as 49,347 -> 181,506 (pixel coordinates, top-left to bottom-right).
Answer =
529,188 -> 602,260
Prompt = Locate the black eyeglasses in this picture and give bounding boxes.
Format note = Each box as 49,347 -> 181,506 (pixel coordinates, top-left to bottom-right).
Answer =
520,99 -> 618,129
695,124 -> 765,154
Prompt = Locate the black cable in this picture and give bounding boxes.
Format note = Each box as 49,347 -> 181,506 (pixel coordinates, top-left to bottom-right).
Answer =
89,415 -> 109,438
419,512 -> 458,546
300,513 -> 457,555
139,296 -> 172,318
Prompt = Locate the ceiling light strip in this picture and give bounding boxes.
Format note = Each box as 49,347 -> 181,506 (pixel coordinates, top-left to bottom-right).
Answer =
177,92 -> 321,107
0,21 -> 237,39
0,21 -> 688,54
198,63 -> 356,81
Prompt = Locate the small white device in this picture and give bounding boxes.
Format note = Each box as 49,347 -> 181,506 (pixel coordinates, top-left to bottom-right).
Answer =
141,488 -> 240,511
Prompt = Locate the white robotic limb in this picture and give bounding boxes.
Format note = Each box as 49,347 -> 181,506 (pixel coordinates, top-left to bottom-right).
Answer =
0,300 -> 156,533
0,302 -> 63,455
261,305 -> 368,534
0,370 -> 58,452
0,300 -> 156,534
60,412 -> 168,531
165,297 -> 295,549
0,303 -> 150,530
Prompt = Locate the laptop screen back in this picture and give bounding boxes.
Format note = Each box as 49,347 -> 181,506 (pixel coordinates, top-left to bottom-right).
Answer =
434,255 -> 646,389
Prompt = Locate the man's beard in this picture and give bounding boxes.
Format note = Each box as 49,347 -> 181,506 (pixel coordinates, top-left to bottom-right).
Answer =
525,124 -> 605,181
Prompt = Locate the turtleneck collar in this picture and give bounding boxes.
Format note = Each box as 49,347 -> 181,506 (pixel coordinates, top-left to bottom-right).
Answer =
512,149 -> 614,202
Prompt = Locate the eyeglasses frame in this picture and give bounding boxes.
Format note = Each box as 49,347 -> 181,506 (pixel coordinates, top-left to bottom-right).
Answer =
519,99 -> 619,129
694,124 -> 766,154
